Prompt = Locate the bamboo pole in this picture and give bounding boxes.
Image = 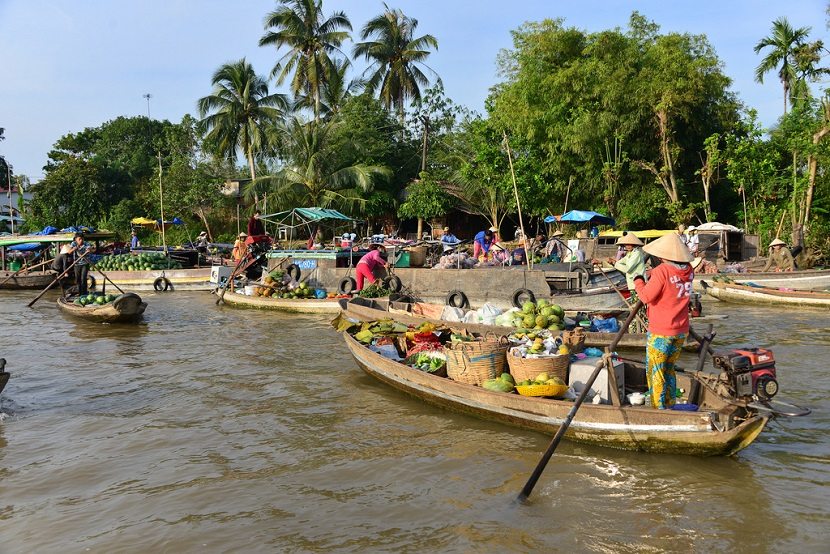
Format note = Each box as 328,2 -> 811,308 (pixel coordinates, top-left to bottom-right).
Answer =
503,132 -> 531,269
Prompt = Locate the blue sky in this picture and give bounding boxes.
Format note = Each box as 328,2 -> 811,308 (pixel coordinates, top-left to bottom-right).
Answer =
0,0 -> 826,180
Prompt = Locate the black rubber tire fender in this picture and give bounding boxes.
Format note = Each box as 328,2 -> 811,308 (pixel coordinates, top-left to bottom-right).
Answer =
511,288 -> 536,308
286,263 -> 301,281
382,275 -> 403,293
446,289 -> 470,309
112,292 -> 142,310
575,266 -> 591,287
153,276 -> 171,292
338,277 -> 357,295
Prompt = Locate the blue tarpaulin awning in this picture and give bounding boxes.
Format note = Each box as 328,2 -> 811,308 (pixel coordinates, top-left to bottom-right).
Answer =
544,210 -> 616,226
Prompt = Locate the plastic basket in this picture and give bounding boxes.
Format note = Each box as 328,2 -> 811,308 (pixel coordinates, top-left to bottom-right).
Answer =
515,384 -> 569,398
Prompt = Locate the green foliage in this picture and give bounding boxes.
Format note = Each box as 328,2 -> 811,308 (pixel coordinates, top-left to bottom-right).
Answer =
398,172 -> 454,220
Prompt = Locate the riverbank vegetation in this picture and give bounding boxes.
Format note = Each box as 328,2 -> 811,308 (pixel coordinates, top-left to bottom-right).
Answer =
10,4 -> 830,259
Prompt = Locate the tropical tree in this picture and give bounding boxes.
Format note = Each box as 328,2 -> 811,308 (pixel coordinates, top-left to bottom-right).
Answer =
256,118 -> 390,213
197,58 -> 287,204
293,58 -> 363,118
754,17 -> 811,115
353,4 -> 440,125
259,0 -> 352,120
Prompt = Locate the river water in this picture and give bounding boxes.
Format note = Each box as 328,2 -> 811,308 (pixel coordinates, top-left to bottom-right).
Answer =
0,291 -> 827,553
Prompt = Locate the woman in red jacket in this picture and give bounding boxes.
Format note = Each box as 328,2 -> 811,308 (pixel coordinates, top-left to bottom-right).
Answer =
633,233 -> 695,409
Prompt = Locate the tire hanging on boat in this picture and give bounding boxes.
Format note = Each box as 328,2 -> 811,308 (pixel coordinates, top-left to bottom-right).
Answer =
382,275 -> 403,293
153,276 -> 172,292
512,288 -> 536,308
446,290 -> 469,309
286,264 -> 301,281
338,277 -> 357,294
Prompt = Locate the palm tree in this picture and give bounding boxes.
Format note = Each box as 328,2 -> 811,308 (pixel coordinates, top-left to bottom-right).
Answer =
253,118 -> 390,212
259,0 -> 352,120
754,17 -> 811,115
293,58 -> 365,118
197,59 -> 288,203
353,4 -> 440,126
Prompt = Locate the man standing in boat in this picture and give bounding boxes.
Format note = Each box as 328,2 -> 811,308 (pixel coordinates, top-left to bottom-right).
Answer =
67,233 -> 91,295
247,210 -> 265,238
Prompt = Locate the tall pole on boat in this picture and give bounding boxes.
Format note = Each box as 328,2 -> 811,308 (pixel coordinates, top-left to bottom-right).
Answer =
6,160 -> 14,234
503,132 -> 531,269
144,93 -> 167,254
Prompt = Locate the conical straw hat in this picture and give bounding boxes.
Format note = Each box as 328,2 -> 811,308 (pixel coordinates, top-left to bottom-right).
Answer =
643,233 -> 694,263
616,234 -> 643,246
769,238 -> 786,247
551,230 -> 564,237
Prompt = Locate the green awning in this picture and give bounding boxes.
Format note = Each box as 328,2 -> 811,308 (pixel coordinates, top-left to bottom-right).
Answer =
261,208 -> 354,224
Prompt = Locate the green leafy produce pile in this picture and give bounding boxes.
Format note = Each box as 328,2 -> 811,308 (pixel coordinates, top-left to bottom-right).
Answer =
96,253 -> 182,271
358,282 -> 391,298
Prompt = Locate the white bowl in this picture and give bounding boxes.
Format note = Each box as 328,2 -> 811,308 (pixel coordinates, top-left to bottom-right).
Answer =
627,392 -> 645,406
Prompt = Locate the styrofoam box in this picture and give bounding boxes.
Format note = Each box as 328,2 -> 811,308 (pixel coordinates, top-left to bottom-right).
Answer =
568,357 -> 625,404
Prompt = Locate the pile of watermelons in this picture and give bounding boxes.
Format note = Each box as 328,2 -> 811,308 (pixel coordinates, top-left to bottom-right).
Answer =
96,253 -> 182,271
74,292 -> 117,306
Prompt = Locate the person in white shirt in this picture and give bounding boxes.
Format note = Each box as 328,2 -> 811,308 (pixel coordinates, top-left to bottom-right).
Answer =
686,226 -> 700,256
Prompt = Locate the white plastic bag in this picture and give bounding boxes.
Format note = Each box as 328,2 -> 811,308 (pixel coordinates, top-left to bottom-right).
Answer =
478,303 -> 502,318
463,311 -> 481,323
441,306 -> 466,322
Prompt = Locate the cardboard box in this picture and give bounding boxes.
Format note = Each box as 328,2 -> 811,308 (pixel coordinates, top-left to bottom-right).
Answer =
567,357 -> 625,404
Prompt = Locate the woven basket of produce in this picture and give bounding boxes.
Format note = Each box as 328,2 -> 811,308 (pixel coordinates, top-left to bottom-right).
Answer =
562,328 -> 586,353
506,349 -> 569,382
444,336 -> 508,386
515,383 -> 569,398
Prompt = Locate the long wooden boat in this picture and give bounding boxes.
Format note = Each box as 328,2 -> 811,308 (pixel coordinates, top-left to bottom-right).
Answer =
0,270 -> 57,290
220,289 -> 342,313
701,280 -> 830,309
343,332 -> 768,455
56,293 -> 147,323
338,298 -> 702,350
0,358 -> 9,396
731,267 -> 830,290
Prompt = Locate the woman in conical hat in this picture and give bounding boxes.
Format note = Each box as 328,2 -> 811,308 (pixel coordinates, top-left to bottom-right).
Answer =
611,233 -> 646,291
761,238 -> 794,272
632,233 -> 694,410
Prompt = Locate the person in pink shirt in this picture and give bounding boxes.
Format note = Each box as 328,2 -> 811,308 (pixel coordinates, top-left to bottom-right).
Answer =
632,233 -> 695,410
355,244 -> 388,291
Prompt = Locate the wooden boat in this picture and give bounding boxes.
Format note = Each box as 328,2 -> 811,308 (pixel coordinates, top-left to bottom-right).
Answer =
0,358 -> 9,396
0,270 -> 57,290
342,332 -> 768,455
220,289 -> 342,313
338,298 -> 701,350
57,293 -> 147,323
701,280 -> 830,309
732,268 -> 830,290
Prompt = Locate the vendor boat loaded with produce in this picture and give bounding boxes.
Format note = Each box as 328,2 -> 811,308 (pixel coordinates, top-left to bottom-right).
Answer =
332,232 -> 811,480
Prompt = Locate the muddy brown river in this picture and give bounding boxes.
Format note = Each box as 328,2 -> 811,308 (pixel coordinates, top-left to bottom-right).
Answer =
0,291 -> 827,552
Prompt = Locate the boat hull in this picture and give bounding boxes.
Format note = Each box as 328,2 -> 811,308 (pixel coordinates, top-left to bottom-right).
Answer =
57,294 -> 147,323
0,271 -> 57,290
221,290 -> 342,313
701,280 -> 830,309
344,334 -> 767,455
732,268 -> 830,290
88,268 -> 213,291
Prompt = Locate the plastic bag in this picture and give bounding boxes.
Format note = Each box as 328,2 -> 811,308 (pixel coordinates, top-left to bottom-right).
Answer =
494,307 -> 520,327
368,344 -> 402,361
478,303 -> 502,317
592,317 -> 620,333
463,311 -> 481,323
441,306 -> 466,322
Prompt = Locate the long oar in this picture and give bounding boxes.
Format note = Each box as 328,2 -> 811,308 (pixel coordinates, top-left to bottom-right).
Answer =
0,257 -> 50,287
518,300 -> 643,502
215,255 -> 257,305
595,265 -> 647,330
88,259 -> 125,295
27,252 -> 90,308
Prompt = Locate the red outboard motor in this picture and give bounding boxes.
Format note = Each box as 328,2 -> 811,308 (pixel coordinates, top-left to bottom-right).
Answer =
713,347 -> 779,399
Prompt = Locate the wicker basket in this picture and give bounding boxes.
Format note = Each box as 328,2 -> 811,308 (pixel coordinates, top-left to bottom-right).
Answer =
562,328 -> 586,353
515,383 -> 569,398
444,337 -> 508,386
506,348 -> 569,382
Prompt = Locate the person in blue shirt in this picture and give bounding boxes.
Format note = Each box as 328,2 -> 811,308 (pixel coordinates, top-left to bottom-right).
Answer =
67,233 -> 91,295
130,229 -> 139,250
473,226 -> 498,259
440,226 -> 461,252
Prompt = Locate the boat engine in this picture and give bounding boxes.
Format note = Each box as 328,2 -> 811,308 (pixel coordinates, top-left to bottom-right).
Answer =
713,347 -> 779,400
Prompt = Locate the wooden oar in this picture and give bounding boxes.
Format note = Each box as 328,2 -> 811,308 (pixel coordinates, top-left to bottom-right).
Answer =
0,256 -> 50,287
594,264 -> 647,330
27,251 -> 89,308
88,259 -> 125,295
215,255 -> 257,305
517,300 -> 643,502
